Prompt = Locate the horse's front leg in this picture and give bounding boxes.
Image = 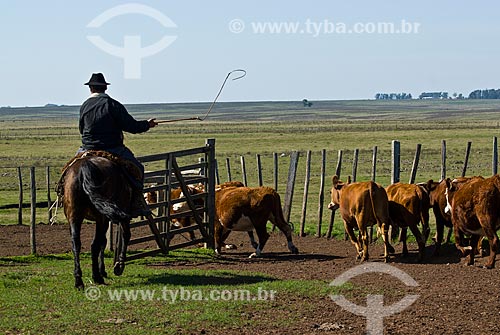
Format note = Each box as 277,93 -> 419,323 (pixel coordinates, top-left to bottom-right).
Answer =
70,220 -> 84,289
114,221 -> 131,276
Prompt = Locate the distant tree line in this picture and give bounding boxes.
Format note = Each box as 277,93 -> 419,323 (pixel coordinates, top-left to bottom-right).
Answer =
468,89 -> 500,99
375,93 -> 412,100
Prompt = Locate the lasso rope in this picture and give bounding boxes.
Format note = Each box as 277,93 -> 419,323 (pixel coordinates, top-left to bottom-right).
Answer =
156,69 -> 246,124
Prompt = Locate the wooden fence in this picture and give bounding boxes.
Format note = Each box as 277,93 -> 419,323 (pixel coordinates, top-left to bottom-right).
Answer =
6,136 -> 500,254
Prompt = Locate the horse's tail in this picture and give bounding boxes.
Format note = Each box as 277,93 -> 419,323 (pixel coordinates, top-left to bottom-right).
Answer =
79,159 -> 131,222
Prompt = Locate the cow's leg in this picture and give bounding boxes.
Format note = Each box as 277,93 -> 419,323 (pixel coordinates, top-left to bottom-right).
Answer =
453,225 -> 469,258
360,228 -> 370,262
467,234 -> 480,266
114,222 -> 131,276
247,231 -> 258,249
214,221 -> 227,255
272,217 -> 299,255
91,218 -> 108,284
408,223 -> 426,263
421,209 -> 431,243
344,221 -> 362,260
484,231 -> 499,269
249,225 -> 270,258
69,217 -> 84,289
432,216 -> 447,256
380,222 -> 395,263
400,227 -> 409,257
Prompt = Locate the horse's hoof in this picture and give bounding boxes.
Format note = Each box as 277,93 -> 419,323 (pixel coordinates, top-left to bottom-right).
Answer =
75,278 -> 85,290
249,252 -> 260,258
291,246 -> 299,254
93,276 -> 105,285
114,262 -> 125,276
224,244 -> 237,250
388,245 -> 396,254
101,271 -> 108,279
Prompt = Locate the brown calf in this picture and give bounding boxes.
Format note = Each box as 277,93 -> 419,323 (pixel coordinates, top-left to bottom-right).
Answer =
328,176 -> 395,262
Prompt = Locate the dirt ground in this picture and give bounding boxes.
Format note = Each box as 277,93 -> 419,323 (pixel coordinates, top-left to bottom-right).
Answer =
1,223 -> 499,334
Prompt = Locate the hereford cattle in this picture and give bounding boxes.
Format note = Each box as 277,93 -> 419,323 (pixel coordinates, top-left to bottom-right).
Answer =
422,179 -> 452,256
214,186 -> 299,258
445,175 -> 499,268
328,175 -> 395,262
385,183 -> 428,261
422,176 -> 484,256
149,181 -> 256,249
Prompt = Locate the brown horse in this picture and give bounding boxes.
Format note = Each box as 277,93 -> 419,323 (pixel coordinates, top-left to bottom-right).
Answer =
62,155 -> 134,289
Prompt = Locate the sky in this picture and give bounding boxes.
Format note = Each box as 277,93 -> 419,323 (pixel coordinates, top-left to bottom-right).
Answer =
1,0 -> 500,107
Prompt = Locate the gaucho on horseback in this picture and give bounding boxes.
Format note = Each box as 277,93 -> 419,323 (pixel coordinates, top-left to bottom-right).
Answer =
77,72 -> 157,217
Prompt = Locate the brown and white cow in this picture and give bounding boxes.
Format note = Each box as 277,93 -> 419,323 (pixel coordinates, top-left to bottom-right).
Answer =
423,179 -> 453,256
385,182 -> 428,261
445,175 -> 498,268
423,176 -> 484,256
328,175 -> 395,262
214,186 -> 299,258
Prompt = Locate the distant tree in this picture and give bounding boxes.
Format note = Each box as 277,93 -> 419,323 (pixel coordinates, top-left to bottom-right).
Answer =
302,99 -> 313,107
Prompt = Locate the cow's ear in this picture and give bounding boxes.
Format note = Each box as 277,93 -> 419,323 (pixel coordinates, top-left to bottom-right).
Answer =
426,179 -> 434,191
332,175 -> 339,186
445,178 -> 452,190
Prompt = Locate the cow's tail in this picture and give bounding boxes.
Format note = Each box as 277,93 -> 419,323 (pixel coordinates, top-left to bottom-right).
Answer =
369,182 -> 391,228
273,191 -> 294,232
79,159 -> 131,222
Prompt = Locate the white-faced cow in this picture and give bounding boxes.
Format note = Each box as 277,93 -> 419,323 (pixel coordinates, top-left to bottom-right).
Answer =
328,175 -> 395,262
214,186 -> 299,258
385,182 -> 428,262
445,175 -> 498,268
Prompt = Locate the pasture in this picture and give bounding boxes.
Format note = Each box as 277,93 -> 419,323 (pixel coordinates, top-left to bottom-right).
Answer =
1,99 -> 500,334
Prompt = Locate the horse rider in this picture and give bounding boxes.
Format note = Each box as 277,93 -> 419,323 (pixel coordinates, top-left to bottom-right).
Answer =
78,72 -> 157,217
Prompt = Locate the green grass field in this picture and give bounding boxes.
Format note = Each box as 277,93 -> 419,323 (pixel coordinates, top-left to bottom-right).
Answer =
1,99 -> 500,334
0,249 -> 343,334
1,99 -> 500,234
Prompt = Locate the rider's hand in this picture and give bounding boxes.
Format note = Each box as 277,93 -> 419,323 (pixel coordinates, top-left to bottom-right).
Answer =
148,118 -> 158,128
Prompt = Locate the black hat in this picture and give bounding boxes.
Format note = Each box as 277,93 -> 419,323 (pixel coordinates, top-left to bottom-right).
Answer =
84,73 -> 110,86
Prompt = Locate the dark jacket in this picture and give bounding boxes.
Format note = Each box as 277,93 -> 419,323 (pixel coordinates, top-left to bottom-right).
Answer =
79,94 -> 149,150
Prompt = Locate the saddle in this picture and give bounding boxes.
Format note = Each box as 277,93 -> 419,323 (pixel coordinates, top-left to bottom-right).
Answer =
56,150 -> 142,197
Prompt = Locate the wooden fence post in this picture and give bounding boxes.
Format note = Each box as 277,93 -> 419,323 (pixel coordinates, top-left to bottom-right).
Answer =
46,166 -> 52,223
240,156 -> 248,186
273,152 -> 278,192
391,141 -> 400,242
205,138 -> 216,249
300,151 -> 311,237
461,141 -> 472,177
493,137 -> 498,175
409,144 -> 422,184
441,140 -> 446,181
371,146 -> 378,181
352,149 -> 359,182
327,149 -> 342,240
391,140 -> 401,184
335,150 -> 343,177
256,154 -> 263,186
30,167 -> 36,255
316,149 -> 326,237
283,151 -> 299,224
17,167 -> 23,225
226,157 -> 232,181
